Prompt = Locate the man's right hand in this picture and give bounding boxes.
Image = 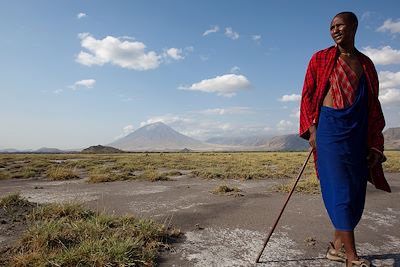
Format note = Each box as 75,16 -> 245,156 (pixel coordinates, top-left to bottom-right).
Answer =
309,125 -> 316,149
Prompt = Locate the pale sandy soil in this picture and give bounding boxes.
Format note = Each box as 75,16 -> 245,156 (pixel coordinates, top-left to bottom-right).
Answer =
0,173 -> 399,266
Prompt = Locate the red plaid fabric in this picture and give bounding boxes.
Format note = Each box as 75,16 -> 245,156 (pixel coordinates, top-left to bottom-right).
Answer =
299,46 -> 385,152
329,57 -> 359,108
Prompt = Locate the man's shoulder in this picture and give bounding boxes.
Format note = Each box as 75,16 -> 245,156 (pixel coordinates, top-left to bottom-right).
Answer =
357,50 -> 375,66
310,46 -> 336,62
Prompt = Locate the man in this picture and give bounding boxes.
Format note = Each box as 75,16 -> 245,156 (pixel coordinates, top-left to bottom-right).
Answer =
299,12 -> 389,267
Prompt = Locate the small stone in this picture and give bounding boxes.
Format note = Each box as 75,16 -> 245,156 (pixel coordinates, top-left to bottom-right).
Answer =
305,236 -> 316,246
195,223 -> 204,230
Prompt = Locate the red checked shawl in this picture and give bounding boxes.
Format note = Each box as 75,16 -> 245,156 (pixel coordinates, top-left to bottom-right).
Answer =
329,56 -> 359,108
299,46 -> 389,192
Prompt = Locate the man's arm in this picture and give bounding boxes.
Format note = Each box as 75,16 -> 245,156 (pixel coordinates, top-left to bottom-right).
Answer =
300,54 -> 318,141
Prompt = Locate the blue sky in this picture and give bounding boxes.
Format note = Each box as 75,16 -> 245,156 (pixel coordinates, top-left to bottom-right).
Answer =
1,1 -> 400,150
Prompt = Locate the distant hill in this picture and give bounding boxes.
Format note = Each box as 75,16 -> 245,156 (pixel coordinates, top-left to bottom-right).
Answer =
206,135 -> 272,146
35,147 -> 64,153
261,134 -> 309,151
109,122 -> 210,151
81,145 -> 124,154
384,127 -> 400,150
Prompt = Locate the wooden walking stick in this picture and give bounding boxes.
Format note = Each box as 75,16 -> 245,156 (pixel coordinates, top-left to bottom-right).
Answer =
255,148 -> 314,263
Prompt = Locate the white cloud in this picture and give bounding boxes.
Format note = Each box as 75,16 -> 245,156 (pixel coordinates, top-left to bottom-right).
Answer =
379,89 -> 400,104
225,27 -> 239,40
76,33 -> 184,70
197,107 -> 253,115
163,48 -> 184,60
69,79 -> 96,90
140,115 -> 193,128
230,66 -> 240,73
377,19 -> 400,34
114,125 -> 135,140
252,35 -> 261,44
278,94 -> 301,102
361,46 -> 400,65
139,113 -> 273,140
54,89 -> 63,94
203,25 -> 219,36
179,74 -> 251,97
379,71 -> 400,89
77,12 -> 86,19
277,120 -> 295,132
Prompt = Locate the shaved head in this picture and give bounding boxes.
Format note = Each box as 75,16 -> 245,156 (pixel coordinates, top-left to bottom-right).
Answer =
333,11 -> 358,32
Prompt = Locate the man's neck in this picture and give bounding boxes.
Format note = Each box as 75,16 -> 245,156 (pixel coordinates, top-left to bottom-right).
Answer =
337,44 -> 356,56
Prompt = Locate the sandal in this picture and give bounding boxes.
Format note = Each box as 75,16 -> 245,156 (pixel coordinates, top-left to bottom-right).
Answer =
346,258 -> 371,267
326,242 -> 346,262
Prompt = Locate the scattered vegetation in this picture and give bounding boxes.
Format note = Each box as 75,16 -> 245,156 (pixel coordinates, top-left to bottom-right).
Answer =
46,166 -> 79,180
0,193 -> 31,212
383,151 -> 400,173
0,151 -> 398,185
211,184 -> 241,195
271,170 -> 320,195
1,197 -> 180,266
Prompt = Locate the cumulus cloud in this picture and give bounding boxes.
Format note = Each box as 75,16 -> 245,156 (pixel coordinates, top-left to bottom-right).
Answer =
278,94 -> 301,102
225,27 -> 239,40
277,120 -> 295,132
203,25 -> 219,36
163,48 -> 184,60
114,125 -> 135,140
361,46 -> 400,65
77,12 -> 86,19
69,79 -> 96,90
379,71 -> 400,89
377,19 -> 400,34
140,115 -> 193,128
197,107 -> 253,115
379,89 -> 400,104
140,113 -> 271,140
179,74 -> 251,97
76,33 -> 184,70
252,35 -> 261,44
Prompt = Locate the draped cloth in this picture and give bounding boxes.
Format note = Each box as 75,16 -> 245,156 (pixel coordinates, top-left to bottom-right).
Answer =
329,56 -> 359,109
316,74 -> 368,231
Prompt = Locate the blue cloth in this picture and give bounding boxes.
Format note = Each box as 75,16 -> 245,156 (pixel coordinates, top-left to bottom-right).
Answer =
316,75 -> 369,231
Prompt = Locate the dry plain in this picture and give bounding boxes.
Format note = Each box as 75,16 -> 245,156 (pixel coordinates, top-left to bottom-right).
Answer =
0,152 -> 399,266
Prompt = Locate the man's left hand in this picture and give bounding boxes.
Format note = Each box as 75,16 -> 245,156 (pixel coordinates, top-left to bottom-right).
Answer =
367,150 -> 381,168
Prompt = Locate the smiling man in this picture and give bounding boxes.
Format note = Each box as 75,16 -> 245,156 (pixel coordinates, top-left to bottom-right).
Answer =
299,12 -> 389,267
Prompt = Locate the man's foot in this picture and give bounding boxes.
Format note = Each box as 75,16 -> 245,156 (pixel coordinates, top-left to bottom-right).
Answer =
346,258 -> 371,267
326,242 -> 346,262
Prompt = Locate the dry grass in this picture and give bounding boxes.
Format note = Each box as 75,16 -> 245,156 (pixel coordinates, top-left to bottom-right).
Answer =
272,175 -> 320,195
46,166 -> 79,180
0,193 -> 31,211
0,151 -> 398,184
1,197 -> 179,267
211,184 -> 241,195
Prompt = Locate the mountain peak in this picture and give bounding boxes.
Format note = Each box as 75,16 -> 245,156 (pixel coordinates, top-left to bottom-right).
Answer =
110,122 -> 204,151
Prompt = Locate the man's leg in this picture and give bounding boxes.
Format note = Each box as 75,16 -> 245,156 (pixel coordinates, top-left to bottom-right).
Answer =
334,230 -> 342,250
338,230 -> 359,266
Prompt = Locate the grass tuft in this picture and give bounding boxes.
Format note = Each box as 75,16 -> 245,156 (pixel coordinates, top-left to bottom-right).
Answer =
211,184 -> 241,195
272,174 -> 320,194
0,193 -> 30,210
46,166 -> 79,180
3,202 -> 177,266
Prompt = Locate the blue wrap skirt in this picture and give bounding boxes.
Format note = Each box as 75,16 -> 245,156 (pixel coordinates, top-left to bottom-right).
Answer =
316,75 -> 369,231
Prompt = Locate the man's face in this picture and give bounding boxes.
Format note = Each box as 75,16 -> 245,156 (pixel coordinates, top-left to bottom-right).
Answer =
330,15 -> 355,46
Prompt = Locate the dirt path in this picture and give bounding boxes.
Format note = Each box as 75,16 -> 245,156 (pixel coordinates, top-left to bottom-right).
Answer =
0,173 -> 399,266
